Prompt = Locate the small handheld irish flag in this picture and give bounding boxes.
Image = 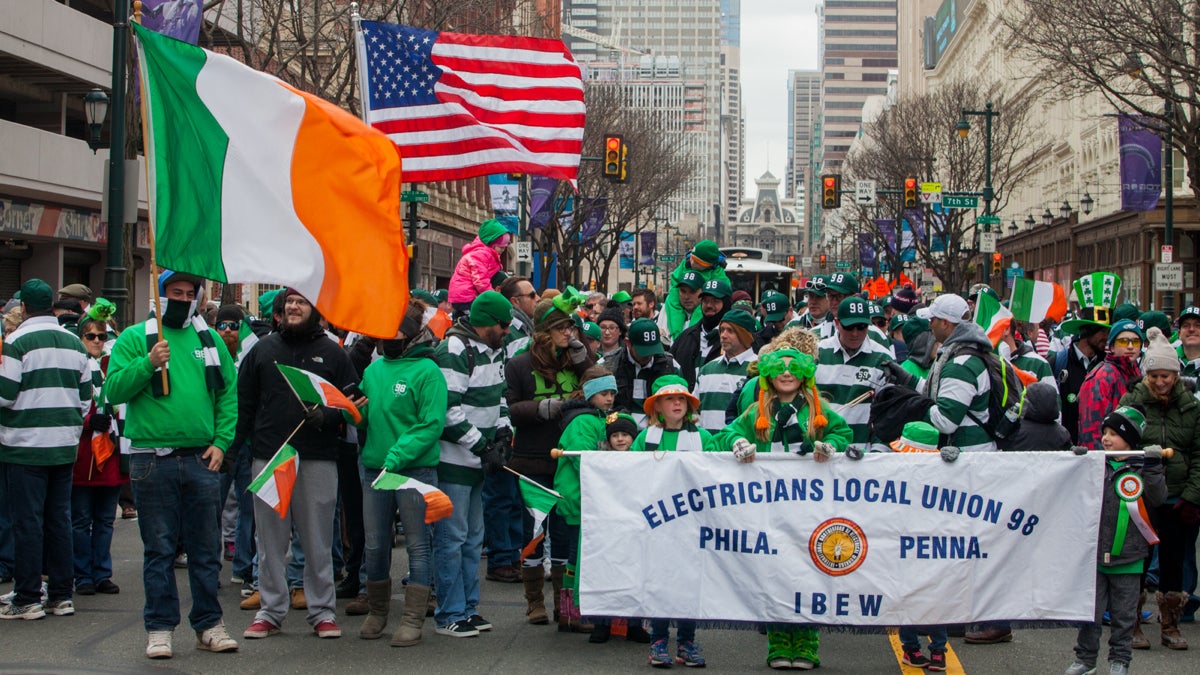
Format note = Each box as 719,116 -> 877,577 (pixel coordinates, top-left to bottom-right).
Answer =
276,363 -> 362,423
973,290 -> 1013,347
248,444 -> 299,518
1010,278 -> 1068,324
371,472 -> 454,523
515,472 -> 563,560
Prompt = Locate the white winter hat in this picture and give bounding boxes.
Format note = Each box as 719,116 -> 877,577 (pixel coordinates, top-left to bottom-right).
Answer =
1142,327 -> 1180,373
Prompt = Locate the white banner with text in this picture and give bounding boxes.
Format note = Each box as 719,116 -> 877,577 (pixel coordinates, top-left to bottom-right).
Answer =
579,451 -> 1103,626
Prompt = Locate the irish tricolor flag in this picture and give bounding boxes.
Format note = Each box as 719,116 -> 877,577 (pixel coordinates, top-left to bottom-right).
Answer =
276,364 -> 362,423
516,472 -> 563,560
133,23 -> 409,338
974,291 -> 1013,347
248,444 -> 299,518
1010,278 -> 1069,324
371,472 -> 454,523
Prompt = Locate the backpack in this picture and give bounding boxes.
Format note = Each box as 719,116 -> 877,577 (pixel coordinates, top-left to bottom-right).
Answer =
954,345 -> 1026,449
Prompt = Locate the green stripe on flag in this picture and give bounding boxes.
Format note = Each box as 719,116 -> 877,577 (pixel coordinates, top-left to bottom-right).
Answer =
133,23 -> 229,282
372,471 -> 409,491
517,474 -> 561,514
247,444 -> 298,494
276,363 -> 321,404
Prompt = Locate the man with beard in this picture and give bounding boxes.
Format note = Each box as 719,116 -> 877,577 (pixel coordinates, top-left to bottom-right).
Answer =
234,289 -> 359,641
497,276 -> 539,359
105,270 -> 239,659
1052,273 -> 1120,444
673,278 -> 731,389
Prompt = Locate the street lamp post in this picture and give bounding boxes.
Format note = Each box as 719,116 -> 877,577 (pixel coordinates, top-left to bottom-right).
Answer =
957,101 -> 999,286
1162,99 -> 1176,316
103,0 -> 130,324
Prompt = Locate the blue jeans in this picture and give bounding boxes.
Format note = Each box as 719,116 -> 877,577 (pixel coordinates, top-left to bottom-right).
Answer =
361,464 -> 436,586
650,619 -> 696,643
3,463 -> 74,605
71,484 -> 121,586
220,445 -> 255,581
0,472 -> 13,578
130,453 -> 223,632
434,480 -> 484,626
899,626 -> 948,652
482,470 -> 523,569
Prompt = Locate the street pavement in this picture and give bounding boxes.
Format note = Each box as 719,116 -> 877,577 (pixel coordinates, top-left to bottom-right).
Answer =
1,518 -> 1198,674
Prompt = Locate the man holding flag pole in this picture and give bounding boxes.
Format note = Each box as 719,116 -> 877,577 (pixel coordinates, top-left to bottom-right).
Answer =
234,289 -> 361,642
104,270 -> 239,660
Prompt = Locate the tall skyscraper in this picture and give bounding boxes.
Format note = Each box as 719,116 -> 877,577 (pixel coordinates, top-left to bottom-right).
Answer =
719,1 -> 744,243
817,0 -> 898,173
787,70 -> 822,253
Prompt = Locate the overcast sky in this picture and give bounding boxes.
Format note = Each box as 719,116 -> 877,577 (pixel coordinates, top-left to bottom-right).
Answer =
740,0 -> 821,197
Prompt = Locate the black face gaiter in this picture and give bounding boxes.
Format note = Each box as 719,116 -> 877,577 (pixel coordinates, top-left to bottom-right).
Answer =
161,298 -> 196,328
381,338 -> 409,359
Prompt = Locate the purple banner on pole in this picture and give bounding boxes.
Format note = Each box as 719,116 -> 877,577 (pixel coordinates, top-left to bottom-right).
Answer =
619,232 -> 635,269
640,231 -> 657,266
580,198 -> 607,242
141,0 -> 205,43
858,232 -> 875,268
1119,114 -> 1162,211
528,176 -> 557,230
876,219 -> 897,255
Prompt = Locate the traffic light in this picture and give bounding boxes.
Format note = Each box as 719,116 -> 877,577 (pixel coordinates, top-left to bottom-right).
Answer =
819,254 -> 827,269
603,135 -> 622,180
903,177 -> 918,208
991,252 -> 1002,275
618,142 -> 629,183
821,175 -> 841,209
787,255 -> 796,269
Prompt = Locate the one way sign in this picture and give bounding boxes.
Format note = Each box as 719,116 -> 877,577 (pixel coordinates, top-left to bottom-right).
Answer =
855,180 -> 876,206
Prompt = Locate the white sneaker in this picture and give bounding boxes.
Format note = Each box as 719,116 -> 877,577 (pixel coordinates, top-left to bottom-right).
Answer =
146,630 -> 173,659
196,622 -> 239,652
0,582 -> 47,606
45,599 -> 74,616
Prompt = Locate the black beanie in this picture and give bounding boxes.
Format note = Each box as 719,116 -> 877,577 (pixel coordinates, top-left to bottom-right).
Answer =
216,304 -> 245,324
596,307 -> 627,336
606,412 -> 638,439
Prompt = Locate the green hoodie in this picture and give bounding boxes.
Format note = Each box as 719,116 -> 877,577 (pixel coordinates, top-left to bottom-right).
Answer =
663,259 -> 729,338
553,407 -> 608,525
105,321 -> 237,451
355,342 -> 447,472
1119,379 -> 1200,503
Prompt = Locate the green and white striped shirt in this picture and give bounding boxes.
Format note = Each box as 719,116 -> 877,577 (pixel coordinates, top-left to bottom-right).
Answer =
0,316 -> 92,465
816,334 -> 892,449
926,346 -> 996,452
435,327 -> 510,486
694,348 -> 756,433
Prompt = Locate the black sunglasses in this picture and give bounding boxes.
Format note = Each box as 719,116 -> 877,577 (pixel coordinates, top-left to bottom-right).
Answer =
82,333 -> 106,342
216,321 -> 240,331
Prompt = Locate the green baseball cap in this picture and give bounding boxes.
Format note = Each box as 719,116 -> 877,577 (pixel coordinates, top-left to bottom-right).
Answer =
580,320 -> 602,341
760,291 -> 790,322
803,275 -> 827,298
677,270 -> 703,290
836,296 -> 871,327
824,272 -> 858,296
700,278 -> 732,299
888,313 -> 909,333
627,318 -> 664,358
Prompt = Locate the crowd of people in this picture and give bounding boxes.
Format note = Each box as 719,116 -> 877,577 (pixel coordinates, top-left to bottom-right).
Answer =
0,219 -> 1197,675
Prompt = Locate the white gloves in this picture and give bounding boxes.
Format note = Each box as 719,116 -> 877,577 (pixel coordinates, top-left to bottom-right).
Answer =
732,438 -> 756,463
813,441 -> 835,461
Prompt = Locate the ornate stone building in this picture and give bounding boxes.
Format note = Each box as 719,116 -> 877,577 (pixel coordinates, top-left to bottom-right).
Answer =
732,171 -> 804,267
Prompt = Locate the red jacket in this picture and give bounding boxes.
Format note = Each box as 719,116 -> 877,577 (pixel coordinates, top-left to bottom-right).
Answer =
1077,353 -> 1141,449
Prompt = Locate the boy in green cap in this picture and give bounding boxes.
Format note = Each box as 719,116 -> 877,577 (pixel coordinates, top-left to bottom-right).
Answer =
662,240 -> 729,339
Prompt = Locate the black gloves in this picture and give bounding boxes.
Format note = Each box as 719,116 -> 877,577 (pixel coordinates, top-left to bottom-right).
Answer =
883,360 -> 916,388
89,413 -> 113,433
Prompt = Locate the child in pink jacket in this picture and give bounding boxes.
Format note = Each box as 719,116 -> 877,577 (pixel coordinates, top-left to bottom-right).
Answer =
448,219 -> 511,316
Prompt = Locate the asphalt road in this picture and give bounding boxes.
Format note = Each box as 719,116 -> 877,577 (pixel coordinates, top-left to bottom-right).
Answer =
1,518 -> 1197,674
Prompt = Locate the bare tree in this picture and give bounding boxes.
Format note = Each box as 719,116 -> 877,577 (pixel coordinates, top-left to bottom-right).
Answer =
526,85 -> 695,291
1004,0 -> 1200,194
842,79 -> 1040,294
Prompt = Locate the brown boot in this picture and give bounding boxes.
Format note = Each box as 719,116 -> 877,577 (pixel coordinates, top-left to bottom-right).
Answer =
550,565 -> 565,623
359,579 -> 391,639
1132,590 -> 1151,650
1159,590 -> 1190,649
391,583 -> 431,647
522,566 -> 548,625
346,592 -> 369,616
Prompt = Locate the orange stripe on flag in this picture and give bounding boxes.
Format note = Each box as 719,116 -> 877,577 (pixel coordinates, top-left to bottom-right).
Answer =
423,490 -> 454,524
272,461 -> 297,518
427,309 -> 452,339
317,381 -> 362,424
285,84 -> 410,338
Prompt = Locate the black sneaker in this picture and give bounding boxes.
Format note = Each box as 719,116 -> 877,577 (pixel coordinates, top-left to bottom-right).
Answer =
75,583 -> 96,596
96,580 -> 120,594
435,619 -> 480,638
467,614 -> 492,631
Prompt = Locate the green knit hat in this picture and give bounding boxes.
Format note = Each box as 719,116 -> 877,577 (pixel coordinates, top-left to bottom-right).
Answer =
469,291 -> 513,327
19,279 -> 53,312
890,421 -> 939,453
478,218 -> 510,245
720,309 -> 758,346
1113,302 -> 1141,323
1103,405 -> 1146,448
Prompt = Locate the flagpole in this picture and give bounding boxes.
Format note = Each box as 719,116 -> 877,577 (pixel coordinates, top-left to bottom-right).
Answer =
550,448 -> 1174,458
503,465 -> 564,498
130,1 -> 169,396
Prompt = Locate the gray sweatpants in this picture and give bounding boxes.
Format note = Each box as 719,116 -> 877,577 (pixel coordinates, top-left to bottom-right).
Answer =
1073,571 -> 1141,667
252,457 -> 338,628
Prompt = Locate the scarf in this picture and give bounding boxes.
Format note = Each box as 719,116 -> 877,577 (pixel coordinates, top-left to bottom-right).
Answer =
144,314 -> 225,397
643,424 -> 705,452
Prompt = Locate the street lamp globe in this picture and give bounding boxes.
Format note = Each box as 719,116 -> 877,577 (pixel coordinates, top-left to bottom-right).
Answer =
1080,192 -> 1094,215
83,88 -> 109,153
1060,201 -> 1072,220
955,116 -> 971,139
1042,209 -> 1054,227
1008,220 -> 1018,237
1024,214 -> 1035,230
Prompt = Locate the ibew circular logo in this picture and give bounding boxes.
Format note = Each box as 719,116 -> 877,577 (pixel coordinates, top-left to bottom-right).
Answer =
808,517 -> 868,577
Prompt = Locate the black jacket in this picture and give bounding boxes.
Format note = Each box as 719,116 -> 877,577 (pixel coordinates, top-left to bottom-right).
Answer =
673,315 -> 724,389
505,348 -> 595,477
234,327 -> 358,462
610,348 -> 678,415
1003,380 -> 1072,451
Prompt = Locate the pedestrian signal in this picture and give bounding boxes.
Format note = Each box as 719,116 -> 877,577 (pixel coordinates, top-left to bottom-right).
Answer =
903,177 -> 918,209
821,175 -> 841,209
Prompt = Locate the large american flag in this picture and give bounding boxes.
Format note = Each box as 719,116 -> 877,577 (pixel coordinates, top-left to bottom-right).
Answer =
356,20 -> 585,183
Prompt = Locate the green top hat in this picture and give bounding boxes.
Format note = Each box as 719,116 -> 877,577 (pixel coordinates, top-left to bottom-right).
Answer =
1061,272 -> 1121,335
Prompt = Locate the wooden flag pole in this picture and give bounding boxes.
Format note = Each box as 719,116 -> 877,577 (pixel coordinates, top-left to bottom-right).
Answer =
131,1 -> 168,395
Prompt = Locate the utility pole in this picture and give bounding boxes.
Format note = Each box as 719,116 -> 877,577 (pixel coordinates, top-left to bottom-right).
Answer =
103,0 -> 130,324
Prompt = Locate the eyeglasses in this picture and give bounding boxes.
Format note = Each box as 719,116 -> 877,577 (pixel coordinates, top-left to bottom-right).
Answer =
82,333 -> 106,342
551,324 -> 575,333
1113,337 -> 1142,348
600,325 -> 620,332
521,291 -> 539,300
840,324 -> 869,332
805,278 -> 826,290
216,321 -> 240,331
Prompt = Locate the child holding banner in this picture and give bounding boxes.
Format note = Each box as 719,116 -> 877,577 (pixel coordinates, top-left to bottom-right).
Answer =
631,375 -> 716,667
714,348 -> 851,670
1064,406 -> 1165,675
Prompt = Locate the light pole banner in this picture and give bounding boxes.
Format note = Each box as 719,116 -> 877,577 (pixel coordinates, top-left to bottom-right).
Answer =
1118,114 -> 1162,211
579,452 -> 1103,627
